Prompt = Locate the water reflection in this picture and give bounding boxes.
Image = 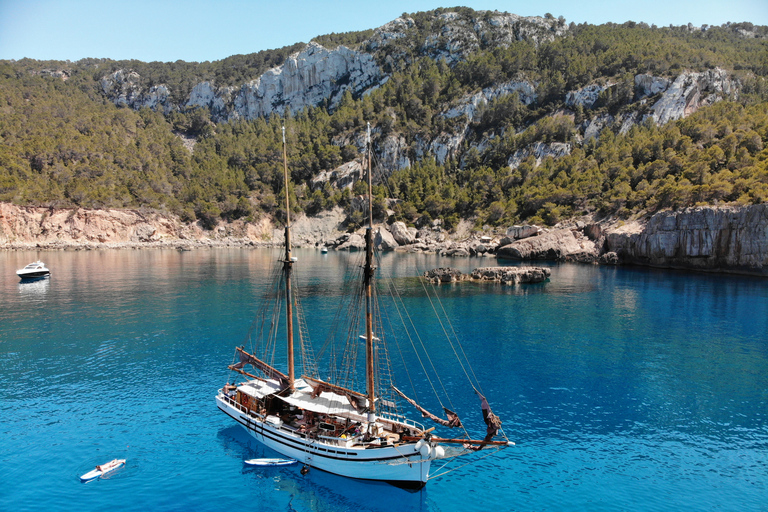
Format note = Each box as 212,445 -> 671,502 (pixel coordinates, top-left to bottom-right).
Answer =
1,248 -> 766,512
18,276 -> 50,300
216,425 -> 429,512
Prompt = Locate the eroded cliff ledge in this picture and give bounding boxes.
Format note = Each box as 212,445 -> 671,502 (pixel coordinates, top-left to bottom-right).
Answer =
604,204 -> 768,275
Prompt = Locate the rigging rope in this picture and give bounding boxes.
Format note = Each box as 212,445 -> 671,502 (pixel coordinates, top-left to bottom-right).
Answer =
427,445 -> 506,480
368,146 -> 504,440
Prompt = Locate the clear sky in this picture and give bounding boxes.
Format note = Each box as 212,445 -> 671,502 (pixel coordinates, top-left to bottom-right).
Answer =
1,0 -> 766,63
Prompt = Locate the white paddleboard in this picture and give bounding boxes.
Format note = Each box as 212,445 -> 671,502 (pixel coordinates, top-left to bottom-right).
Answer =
80,459 -> 125,482
244,458 -> 297,466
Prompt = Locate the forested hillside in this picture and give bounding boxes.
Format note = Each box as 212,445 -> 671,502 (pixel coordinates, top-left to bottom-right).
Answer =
1,8 -> 767,231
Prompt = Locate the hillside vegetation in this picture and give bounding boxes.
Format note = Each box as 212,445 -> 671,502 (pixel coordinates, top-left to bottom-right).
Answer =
1,9 -> 767,231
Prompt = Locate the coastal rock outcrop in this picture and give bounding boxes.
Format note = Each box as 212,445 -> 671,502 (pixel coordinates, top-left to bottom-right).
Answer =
4,200 -> 768,278
423,266 -> 551,284
423,267 -> 466,283
390,221 -> 417,245
469,266 -> 551,284
374,227 -> 399,251
604,205 -> 768,274
0,203 -> 278,249
496,228 -> 598,262
335,233 -> 366,251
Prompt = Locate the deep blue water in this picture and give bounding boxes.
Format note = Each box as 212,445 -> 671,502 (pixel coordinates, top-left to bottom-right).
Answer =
1,248 -> 766,511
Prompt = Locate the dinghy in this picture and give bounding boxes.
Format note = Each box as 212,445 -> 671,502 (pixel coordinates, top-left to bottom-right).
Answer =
80,459 -> 125,482
244,458 -> 297,466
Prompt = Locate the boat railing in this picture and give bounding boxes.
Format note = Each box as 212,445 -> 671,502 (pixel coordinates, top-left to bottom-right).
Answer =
218,390 -> 253,417
377,411 -> 425,432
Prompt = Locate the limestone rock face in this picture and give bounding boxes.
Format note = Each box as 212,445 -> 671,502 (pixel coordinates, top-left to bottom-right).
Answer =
506,225 -> 542,240
335,233 -> 366,251
648,68 -> 738,125
508,142 -> 572,170
205,43 -> 384,122
583,113 -> 614,141
370,11 -> 567,65
187,81 -> 234,119
0,203 -> 198,246
429,79 -> 537,164
311,160 -> 363,191
378,135 -> 411,173
443,80 -> 537,122
566,83 -> 612,109
100,70 -> 173,113
374,227 -> 398,251
604,205 -> 768,274
634,74 -> 671,100
103,42 -> 384,123
496,228 -> 598,262
390,221 -> 416,245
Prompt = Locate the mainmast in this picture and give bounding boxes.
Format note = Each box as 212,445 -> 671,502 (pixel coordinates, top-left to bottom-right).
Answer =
364,123 -> 376,416
282,126 -> 296,392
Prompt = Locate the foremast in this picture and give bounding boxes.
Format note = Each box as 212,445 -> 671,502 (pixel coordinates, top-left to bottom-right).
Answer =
282,126 -> 296,392
364,123 -> 376,417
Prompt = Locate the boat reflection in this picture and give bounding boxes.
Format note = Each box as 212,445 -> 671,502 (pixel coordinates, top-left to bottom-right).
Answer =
18,276 -> 50,299
216,426 -> 428,512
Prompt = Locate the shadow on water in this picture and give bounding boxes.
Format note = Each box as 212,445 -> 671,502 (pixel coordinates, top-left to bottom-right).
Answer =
215,426 -> 430,512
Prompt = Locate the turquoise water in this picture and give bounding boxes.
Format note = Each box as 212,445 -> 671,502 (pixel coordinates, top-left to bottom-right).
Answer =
1,248 -> 766,511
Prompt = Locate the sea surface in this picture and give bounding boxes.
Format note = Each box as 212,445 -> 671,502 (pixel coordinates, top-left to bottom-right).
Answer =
1,248 -> 766,512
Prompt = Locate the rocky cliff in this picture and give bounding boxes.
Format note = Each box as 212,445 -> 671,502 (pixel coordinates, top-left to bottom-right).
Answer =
100,11 -> 563,124
604,205 -> 768,274
0,203 -> 273,249
496,227 -> 598,263
96,9 -> 742,179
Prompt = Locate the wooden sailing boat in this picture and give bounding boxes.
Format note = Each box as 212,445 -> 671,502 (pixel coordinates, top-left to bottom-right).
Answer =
215,124 -> 512,489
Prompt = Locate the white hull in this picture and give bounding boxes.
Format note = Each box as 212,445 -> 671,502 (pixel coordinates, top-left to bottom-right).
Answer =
244,458 -> 297,466
80,459 -> 125,482
216,393 -> 432,489
16,261 -> 50,280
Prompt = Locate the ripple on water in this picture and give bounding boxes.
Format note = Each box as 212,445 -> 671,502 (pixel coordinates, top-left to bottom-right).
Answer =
1,250 -> 767,512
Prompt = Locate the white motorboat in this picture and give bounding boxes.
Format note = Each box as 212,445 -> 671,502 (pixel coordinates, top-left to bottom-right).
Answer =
16,261 -> 50,280
80,459 -> 125,482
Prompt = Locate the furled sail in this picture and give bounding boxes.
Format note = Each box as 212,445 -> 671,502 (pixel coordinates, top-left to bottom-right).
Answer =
303,376 -> 368,414
393,386 -> 462,428
478,392 -> 502,443
231,346 -> 289,389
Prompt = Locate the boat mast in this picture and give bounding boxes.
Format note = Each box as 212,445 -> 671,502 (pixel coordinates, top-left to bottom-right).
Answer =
364,123 -> 376,416
282,125 -> 296,392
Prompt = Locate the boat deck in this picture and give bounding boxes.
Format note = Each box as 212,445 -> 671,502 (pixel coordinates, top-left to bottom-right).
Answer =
219,388 -> 413,449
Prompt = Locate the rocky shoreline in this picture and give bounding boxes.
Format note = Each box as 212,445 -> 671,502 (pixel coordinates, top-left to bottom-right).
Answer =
2,202 -> 767,276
